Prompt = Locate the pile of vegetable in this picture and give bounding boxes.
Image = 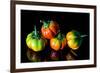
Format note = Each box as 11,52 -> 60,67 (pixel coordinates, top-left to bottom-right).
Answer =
26,20 -> 87,62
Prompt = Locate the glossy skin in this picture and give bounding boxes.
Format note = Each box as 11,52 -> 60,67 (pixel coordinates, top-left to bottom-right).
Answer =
66,30 -> 82,50
41,21 -> 59,39
50,33 -> 67,51
26,30 -> 46,52
50,38 -> 61,51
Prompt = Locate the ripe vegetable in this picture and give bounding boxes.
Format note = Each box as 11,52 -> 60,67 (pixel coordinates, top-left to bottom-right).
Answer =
26,26 -> 47,52
41,20 -> 59,39
50,33 -> 67,51
66,30 -> 86,50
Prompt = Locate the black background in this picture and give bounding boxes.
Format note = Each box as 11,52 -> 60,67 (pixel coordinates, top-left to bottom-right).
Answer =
21,10 -> 90,63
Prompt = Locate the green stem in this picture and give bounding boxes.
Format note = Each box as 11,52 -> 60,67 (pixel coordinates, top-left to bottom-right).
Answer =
34,26 -> 38,38
80,35 -> 88,38
57,33 -> 62,40
71,50 -> 77,57
40,20 -> 50,29
73,35 -> 88,39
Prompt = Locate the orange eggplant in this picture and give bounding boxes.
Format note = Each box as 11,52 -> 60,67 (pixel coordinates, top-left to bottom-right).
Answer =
41,20 -> 59,39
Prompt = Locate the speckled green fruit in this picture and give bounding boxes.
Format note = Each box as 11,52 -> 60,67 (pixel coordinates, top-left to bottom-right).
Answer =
26,26 -> 46,52
66,30 -> 82,50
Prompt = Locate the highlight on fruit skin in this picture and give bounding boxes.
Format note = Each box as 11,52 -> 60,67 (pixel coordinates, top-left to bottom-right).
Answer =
50,33 -> 67,51
26,26 -> 47,52
66,30 -> 87,50
41,20 -> 59,39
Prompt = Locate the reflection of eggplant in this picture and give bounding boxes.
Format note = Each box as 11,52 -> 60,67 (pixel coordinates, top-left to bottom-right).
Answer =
65,52 -> 76,60
50,50 -> 59,61
27,49 -> 41,62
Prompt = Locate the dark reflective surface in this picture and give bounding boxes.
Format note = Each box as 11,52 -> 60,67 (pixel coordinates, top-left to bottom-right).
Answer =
21,10 -> 89,63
